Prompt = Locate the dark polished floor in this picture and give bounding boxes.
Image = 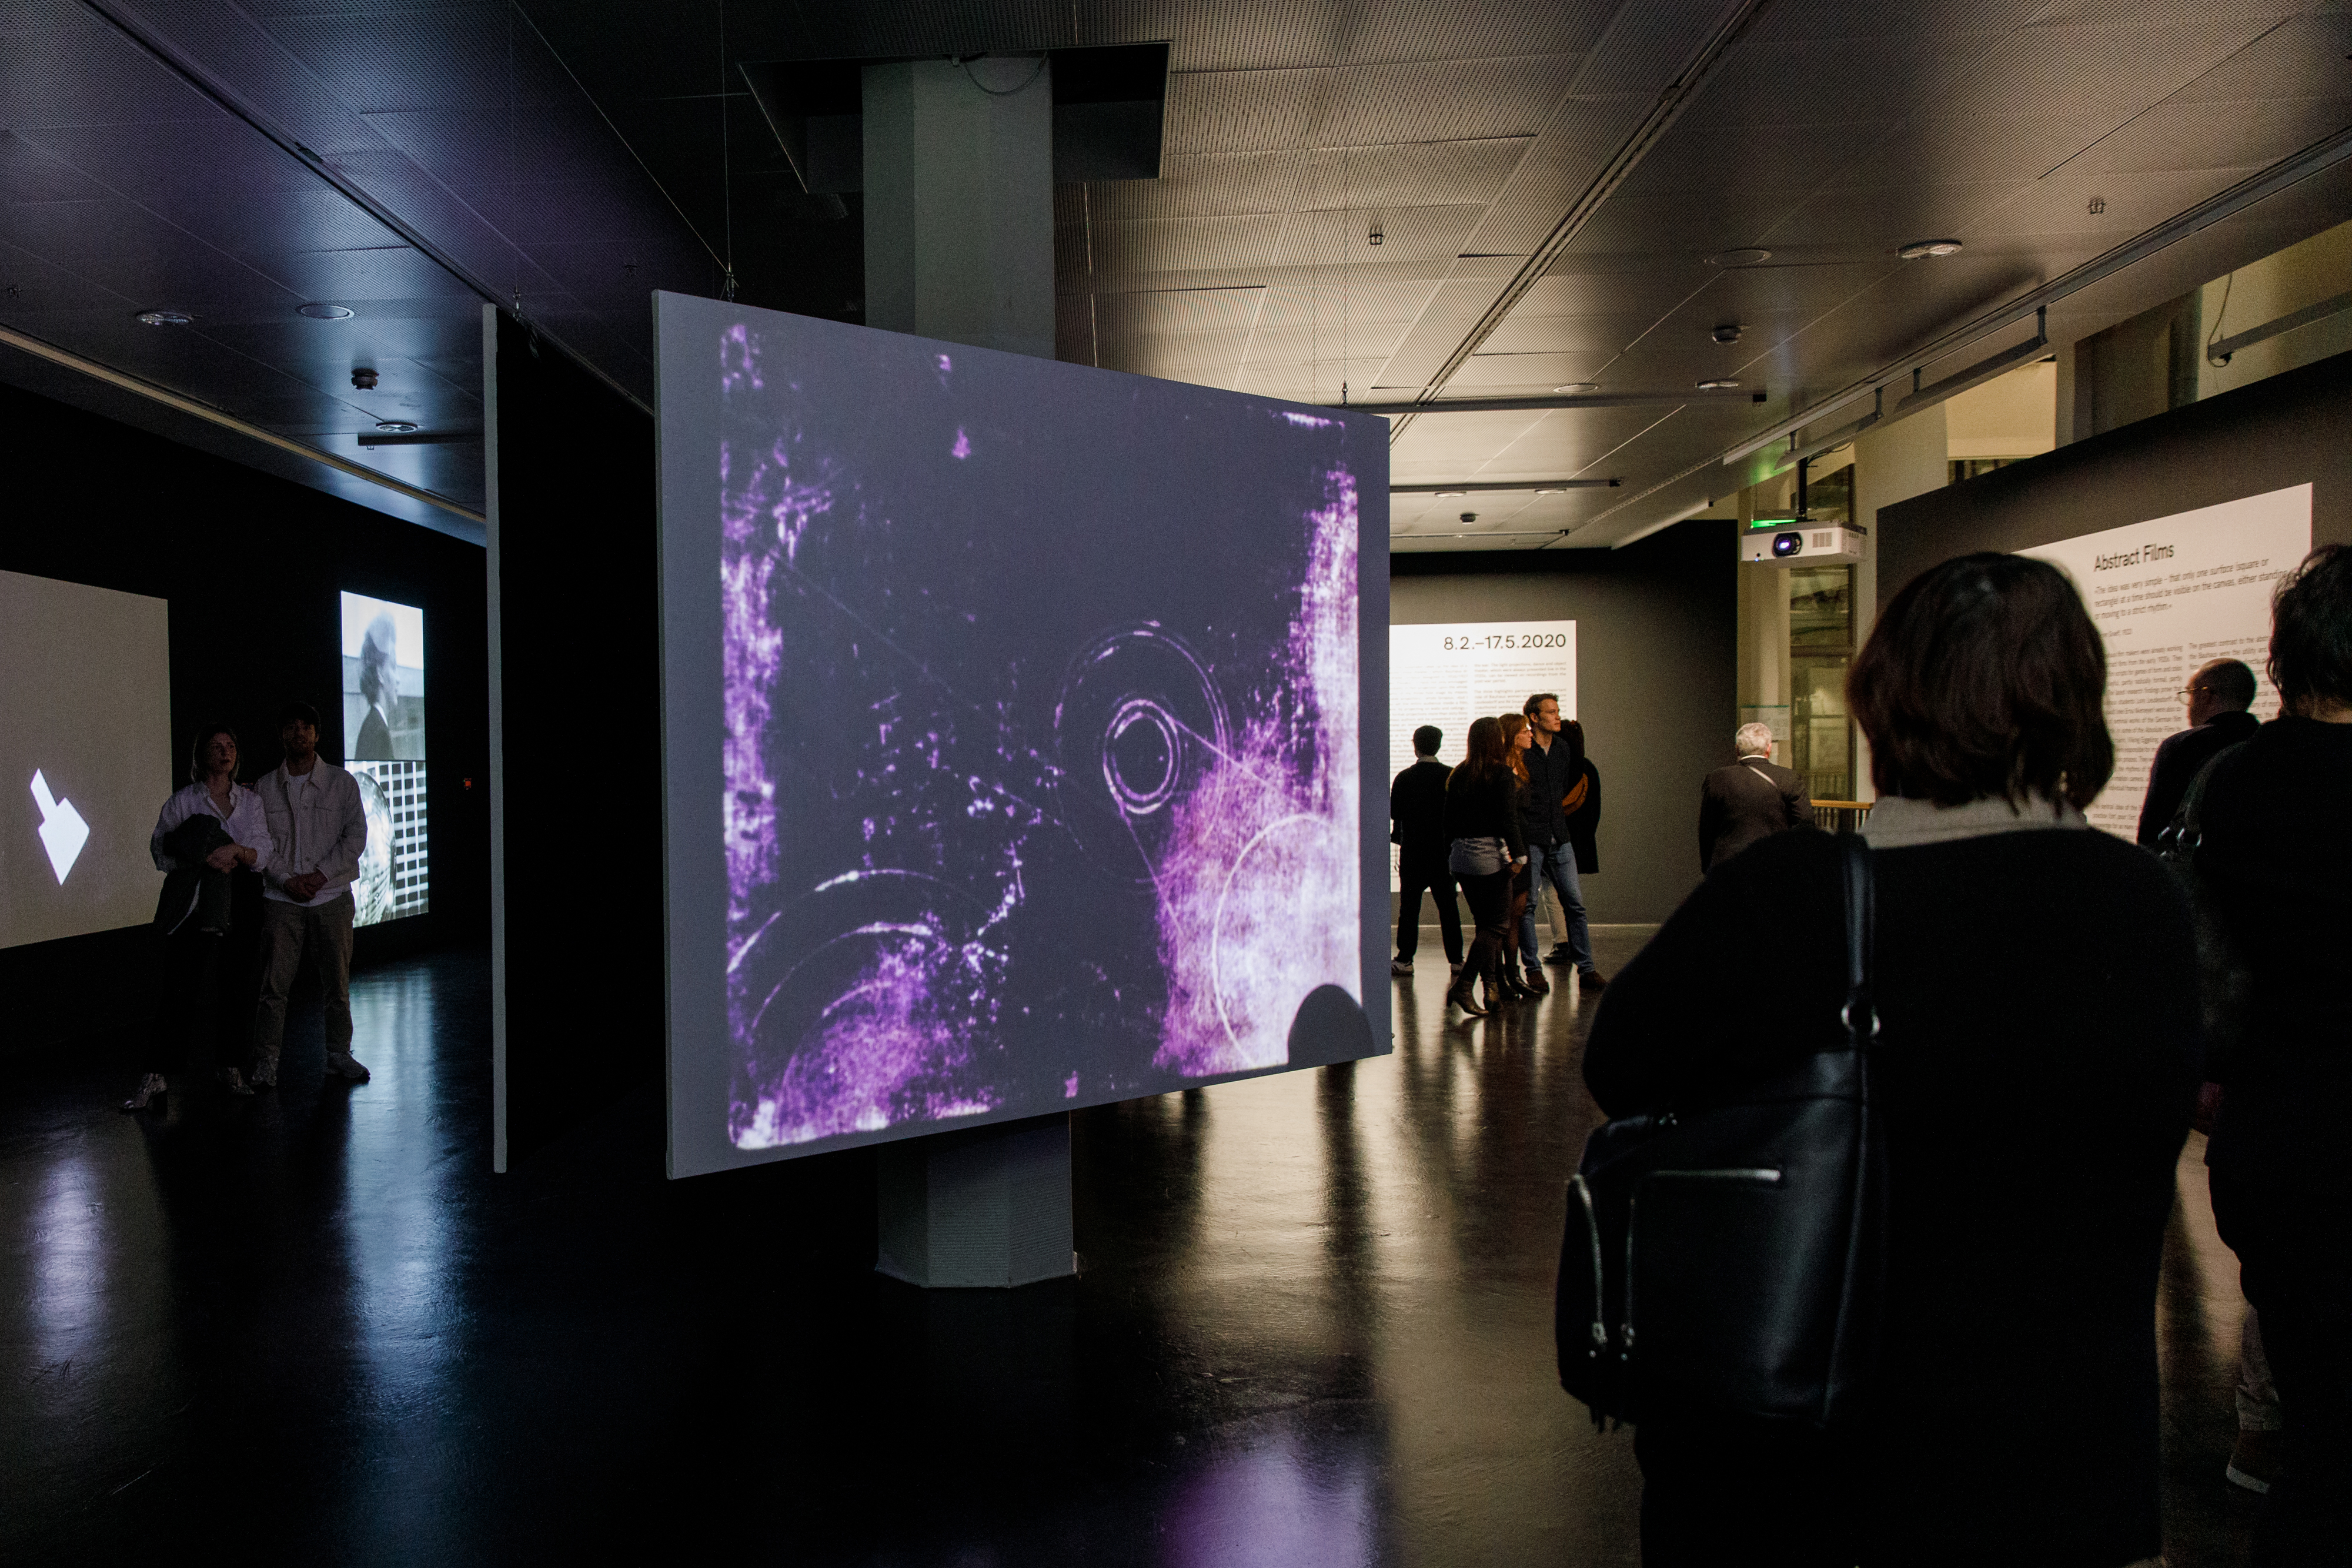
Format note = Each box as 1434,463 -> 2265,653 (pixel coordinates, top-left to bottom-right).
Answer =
2,932 -> 2259,1564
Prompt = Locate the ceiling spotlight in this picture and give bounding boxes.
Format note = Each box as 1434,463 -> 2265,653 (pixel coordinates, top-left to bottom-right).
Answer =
1896,238 -> 1963,260
134,309 -> 192,326
1367,222 -> 1384,247
1712,323 -> 1745,344
1696,379 -> 1741,390
352,367 -> 379,390
1553,382 -> 1600,393
374,420 -> 419,434
298,302 -> 355,320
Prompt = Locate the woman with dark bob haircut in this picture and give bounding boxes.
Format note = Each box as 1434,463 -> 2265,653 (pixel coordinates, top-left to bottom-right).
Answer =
2193,543 -> 2352,1566
1583,553 -> 2197,1567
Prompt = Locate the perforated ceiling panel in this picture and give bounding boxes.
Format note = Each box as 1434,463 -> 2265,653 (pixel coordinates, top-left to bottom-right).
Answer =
5,0 -> 2351,543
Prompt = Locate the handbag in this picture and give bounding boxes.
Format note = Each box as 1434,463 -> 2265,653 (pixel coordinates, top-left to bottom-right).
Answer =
1556,831 -> 1885,1429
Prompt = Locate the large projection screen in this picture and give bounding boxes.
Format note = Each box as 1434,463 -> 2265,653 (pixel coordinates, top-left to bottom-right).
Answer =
1,569 -> 171,950
2020,483 -> 2311,837
655,291 -> 1389,1178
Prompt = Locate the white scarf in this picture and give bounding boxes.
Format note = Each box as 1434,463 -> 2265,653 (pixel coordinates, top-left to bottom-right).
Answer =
1861,793 -> 2089,849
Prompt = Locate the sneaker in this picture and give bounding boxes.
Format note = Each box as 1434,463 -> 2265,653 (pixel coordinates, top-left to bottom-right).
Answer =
120,1072 -> 166,1112
1578,969 -> 1609,992
1542,949 -> 1576,967
1391,958 -> 1414,976
324,1052 -> 372,1083
218,1066 -> 253,1096
249,1059 -> 278,1090
2227,1427 -> 2282,1494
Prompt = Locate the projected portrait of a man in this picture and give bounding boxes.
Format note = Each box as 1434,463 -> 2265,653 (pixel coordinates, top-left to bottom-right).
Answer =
710,317 -> 1374,1154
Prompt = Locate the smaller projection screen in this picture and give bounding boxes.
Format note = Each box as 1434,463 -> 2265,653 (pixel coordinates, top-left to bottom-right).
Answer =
0,569 -> 171,950
339,591 -> 429,925
655,291 -> 1390,1177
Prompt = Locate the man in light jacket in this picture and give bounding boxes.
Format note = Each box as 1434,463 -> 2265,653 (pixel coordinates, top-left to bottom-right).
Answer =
249,700 -> 370,1086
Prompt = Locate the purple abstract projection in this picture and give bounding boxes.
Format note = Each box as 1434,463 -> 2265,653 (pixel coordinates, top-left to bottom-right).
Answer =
717,319 -> 1365,1154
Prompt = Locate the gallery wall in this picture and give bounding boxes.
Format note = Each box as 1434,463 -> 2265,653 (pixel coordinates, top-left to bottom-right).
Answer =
0,379 -> 489,1056
1390,520 -> 1736,925
1878,346 -> 2352,595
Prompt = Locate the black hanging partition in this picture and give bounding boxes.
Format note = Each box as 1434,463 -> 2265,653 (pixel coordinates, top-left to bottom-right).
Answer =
486,306 -> 663,1169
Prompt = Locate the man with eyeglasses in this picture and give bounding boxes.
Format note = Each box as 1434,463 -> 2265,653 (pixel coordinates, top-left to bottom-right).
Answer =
2137,658 -> 2261,847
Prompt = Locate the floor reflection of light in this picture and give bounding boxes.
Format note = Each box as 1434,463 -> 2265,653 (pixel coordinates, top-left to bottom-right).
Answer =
1164,1430 -> 1377,1568
28,1153 -> 109,1373
340,967 -> 461,1423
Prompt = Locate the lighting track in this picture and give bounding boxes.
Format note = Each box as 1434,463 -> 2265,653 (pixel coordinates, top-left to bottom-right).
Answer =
1383,0 -> 1778,443
1393,479 -> 1618,493
74,0 -> 654,424
1588,124 -> 2352,531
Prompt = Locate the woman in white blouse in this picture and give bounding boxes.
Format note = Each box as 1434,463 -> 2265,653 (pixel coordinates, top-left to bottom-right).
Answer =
125,726 -> 270,1111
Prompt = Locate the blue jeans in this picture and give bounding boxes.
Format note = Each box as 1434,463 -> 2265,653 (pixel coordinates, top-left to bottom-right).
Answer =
1521,841 -> 1593,972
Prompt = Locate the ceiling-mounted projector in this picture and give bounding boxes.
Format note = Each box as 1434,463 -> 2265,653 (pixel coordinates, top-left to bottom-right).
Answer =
1739,514 -> 1867,564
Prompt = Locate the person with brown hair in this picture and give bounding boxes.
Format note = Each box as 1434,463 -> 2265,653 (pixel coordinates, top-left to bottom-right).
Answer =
2196,543 -> 2352,1566
1582,553 -> 2197,1566
1439,716 -> 1525,1019
1494,711 -> 1538,1003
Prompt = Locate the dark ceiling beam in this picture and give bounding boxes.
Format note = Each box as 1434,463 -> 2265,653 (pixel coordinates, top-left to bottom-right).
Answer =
1382,0 -> 1778,443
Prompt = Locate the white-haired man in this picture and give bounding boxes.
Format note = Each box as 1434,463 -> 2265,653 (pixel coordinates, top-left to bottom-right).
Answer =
1698,722 -> 1815,872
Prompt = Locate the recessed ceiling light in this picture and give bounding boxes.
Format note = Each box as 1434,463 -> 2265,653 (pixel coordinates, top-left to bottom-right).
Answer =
374,420 -> 419,433
134,309 -> 192,326
1705,248 -> 1772,267
1897,238 -> 1963,260
1533,486 -> 1568,494
298,302 -> 355,320
1696,379 -> 1740,390
1553,382 -> 1600,393
1712,323 -> 1745,344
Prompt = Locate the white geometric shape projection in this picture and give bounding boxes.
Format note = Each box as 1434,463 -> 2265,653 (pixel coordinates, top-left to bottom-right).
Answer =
29,770 -> 89,885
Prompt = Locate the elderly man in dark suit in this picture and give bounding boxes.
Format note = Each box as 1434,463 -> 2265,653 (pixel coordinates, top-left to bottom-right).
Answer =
2136,657 -> 2260,847
1698,721 -> 1815,872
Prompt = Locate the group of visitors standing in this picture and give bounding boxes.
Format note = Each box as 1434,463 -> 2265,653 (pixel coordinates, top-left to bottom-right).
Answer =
131,700 -> 372,1111
1570,543 -> 2352,1567
1389,693 -> 1605,1015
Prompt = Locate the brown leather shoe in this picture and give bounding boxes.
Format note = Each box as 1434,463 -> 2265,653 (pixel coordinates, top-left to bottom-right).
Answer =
1578,969 -> 1609,992
1522,968 -> 1551,995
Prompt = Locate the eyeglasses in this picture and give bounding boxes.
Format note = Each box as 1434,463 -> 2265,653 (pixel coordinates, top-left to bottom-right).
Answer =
2176,687 -> 2210,700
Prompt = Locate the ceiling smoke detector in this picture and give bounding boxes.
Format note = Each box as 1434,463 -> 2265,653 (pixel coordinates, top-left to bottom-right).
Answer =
1553,382 -> 1600,393
1896,238 -> 1963,260
352,367 -> 379,390
1712,323 -> 1745,344
134,309 -> 192,326
374,420 -> 419,433
298,302 -> 355,320
1696,379 -> 1741,390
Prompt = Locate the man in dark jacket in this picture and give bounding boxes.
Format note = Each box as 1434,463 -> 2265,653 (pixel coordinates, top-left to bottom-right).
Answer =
1523,696 -> 1605,993
1389,726 -> 1460,976
2136,657 -> 2260,847
1698,723 -> 1814,872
